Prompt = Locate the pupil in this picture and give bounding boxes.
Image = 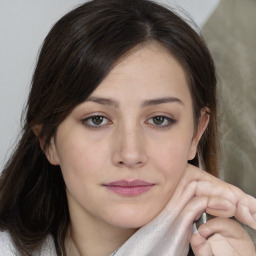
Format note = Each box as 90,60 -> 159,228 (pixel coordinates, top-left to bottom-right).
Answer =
153,116 -> 164,125
92,116 -> 103,125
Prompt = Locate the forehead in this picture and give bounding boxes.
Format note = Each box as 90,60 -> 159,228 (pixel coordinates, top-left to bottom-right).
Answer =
90,43 -> 192,106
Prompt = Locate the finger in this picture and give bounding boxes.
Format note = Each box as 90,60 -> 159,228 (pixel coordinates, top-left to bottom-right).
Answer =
185,164 -> 256,229
195,180 -> 237,204
191,218 -> 243,256
190,231 -> 213,256
191,232 -> 240,256
161,178 -> 235,223
197,218 -> 256,255
179,196 -> 208,226
201,183 -> 256,229
208,234 -> 240,256
205,196 -> 236,218
198,218 -> 246,240
236,197 -> 256,230
169,167 -> 235,213
174,164 -> 242,208
177,195 -> 235,228
184,165 -> 237,204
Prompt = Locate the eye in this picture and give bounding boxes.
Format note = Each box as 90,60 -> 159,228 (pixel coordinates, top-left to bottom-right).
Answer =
146,115 -> 176,128
82,115 -> 112,128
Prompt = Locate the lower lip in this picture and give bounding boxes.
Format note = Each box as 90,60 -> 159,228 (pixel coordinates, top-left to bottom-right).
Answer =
105,185 -> 154,196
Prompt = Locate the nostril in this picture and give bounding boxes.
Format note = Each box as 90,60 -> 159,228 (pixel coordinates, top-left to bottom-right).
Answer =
117,160 -> 143,168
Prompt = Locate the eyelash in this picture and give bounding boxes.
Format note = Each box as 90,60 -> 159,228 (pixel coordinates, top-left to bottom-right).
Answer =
82,115 -> 112,129
146,115 -> 176,128
82,114 -> 176,129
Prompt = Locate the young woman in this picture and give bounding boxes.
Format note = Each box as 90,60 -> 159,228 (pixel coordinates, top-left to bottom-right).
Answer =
0,0 -> 255,255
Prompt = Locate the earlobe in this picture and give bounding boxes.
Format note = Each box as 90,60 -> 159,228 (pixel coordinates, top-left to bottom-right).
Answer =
188,108 -> 210,160
32,125 -> 60,166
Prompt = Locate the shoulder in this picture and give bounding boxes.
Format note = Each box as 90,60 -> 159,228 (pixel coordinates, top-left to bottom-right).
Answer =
0,230 -> 57,256
38,235 -> 57,256
0,231 -> 17,255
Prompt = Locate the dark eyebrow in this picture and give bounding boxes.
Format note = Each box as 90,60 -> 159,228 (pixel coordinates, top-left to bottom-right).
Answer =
85,96 -> 183,108
85,96 -> 119,107
142,97 -> 184,107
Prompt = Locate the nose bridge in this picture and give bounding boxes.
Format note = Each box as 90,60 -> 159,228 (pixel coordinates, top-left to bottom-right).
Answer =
122,122 -> 141,152
112,119 -> 147,168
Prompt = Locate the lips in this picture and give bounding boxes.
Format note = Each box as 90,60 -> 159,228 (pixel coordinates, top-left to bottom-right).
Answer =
103,179 -> 155,196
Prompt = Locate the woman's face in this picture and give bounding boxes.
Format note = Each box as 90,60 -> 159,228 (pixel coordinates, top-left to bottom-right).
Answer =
46,43 -> 207,230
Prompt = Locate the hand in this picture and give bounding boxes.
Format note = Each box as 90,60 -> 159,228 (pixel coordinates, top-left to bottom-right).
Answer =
115,164 -> 256,256
191,217 -> 256,256
179,164 -> 256,229
180,164 -> 256,256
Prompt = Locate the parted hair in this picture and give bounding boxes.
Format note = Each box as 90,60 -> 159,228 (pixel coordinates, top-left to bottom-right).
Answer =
0,0 -> 218,255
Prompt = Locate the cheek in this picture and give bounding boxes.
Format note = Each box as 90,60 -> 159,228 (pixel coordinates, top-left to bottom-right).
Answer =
56,135 -> 111,186
56,139 -> 93,183
57,142 -> 102,207
150,134 -> 193,185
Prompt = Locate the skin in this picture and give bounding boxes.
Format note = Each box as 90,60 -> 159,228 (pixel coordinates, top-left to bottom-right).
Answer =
191,217 -> 256,256
41,43 -> 255,255
163,164 -> 256,256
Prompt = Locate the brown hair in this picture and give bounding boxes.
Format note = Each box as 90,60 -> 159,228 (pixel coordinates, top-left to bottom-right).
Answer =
0,0 -> 218,255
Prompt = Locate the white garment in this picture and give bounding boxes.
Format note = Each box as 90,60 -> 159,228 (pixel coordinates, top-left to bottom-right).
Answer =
114,182 -> 197,256
0,181 -> 196,256
0,175 -> 216,256
1,166 -> 255,255
0,199 -> 192,256
0,231 -> 57,256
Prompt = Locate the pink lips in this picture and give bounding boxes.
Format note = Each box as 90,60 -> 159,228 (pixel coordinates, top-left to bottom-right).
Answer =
104,179 -> 155,196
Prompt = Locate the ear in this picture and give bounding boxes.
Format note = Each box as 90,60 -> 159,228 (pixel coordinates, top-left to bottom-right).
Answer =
188,108 -> 210,160
32,124 -> 60,165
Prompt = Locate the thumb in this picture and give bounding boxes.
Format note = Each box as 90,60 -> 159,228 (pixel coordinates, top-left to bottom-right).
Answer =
189,233 -> 213,256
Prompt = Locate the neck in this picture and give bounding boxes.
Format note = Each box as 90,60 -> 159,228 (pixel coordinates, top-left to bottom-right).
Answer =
67,224 -> 135,256
66,217 -> 136,256
65,194 -> 136,256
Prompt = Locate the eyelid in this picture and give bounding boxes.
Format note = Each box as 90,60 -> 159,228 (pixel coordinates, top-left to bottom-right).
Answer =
145,113 -> 176,128
81,113 -> 112,129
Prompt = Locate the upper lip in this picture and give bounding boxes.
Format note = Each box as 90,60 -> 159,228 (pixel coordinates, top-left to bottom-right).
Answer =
104,179 -> 155,187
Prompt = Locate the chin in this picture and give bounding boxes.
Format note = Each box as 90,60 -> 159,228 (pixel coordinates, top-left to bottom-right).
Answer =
108,207 -> 159,229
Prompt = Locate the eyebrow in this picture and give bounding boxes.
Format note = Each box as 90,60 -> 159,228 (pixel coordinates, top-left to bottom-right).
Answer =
86,96 -> 119,107
85,96 -> 183,108
142,97 -> 184,107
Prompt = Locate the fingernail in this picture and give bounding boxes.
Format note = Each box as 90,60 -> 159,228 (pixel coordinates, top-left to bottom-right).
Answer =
193,223 -> 198,234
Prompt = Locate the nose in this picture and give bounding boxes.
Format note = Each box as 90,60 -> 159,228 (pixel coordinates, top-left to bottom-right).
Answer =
112,124 -> 148,169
